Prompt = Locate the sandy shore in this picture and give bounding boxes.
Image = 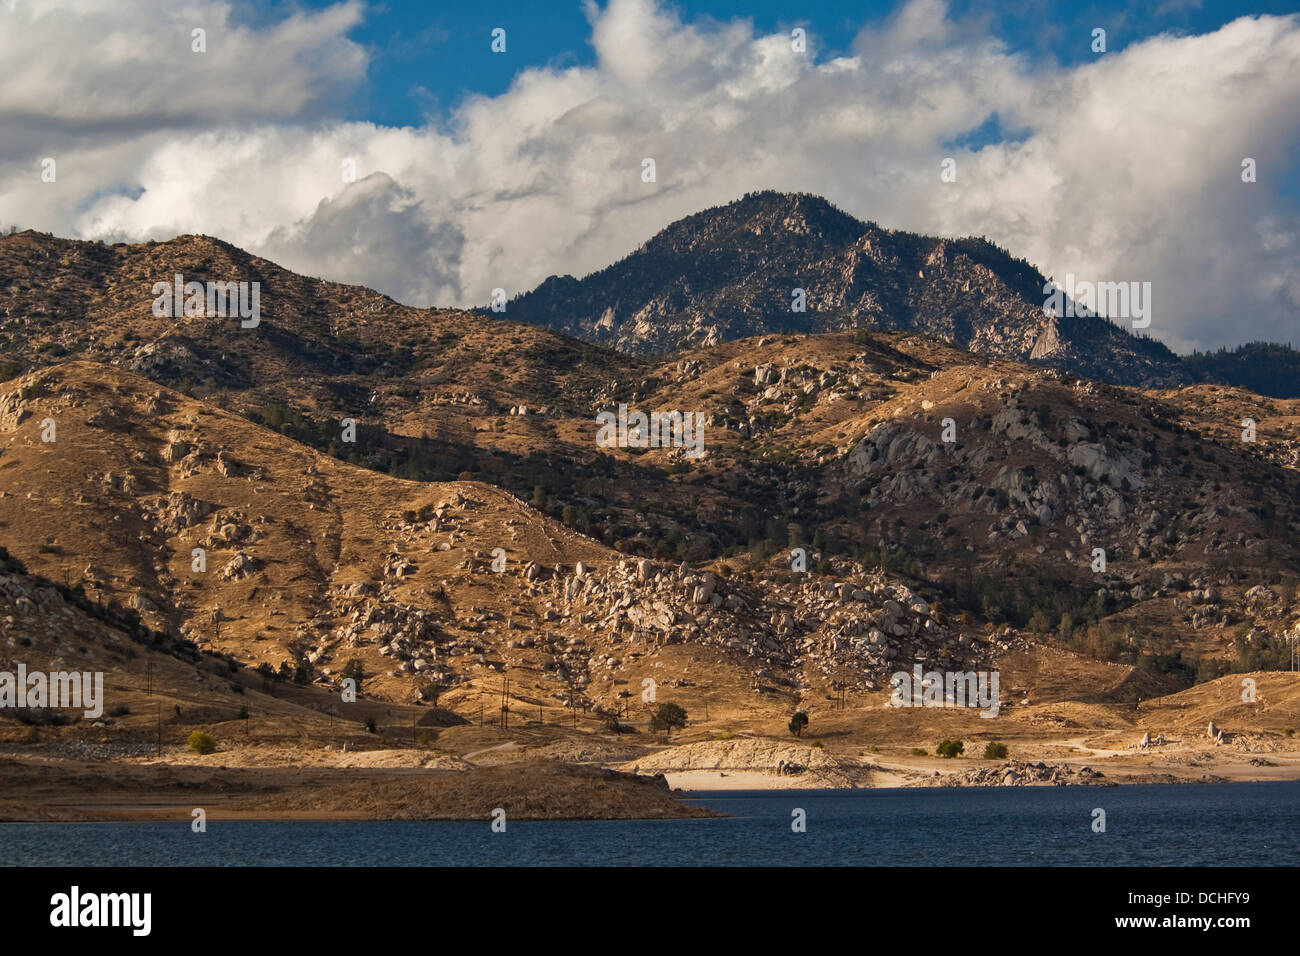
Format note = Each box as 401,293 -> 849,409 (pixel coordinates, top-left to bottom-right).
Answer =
663,752 -> 1300,791
666,768 -> 913,790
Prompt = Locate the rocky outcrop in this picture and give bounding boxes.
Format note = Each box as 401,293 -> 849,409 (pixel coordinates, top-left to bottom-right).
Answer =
218,552 -> 259,581
925,760 -> 1113,787
620,737 -> 863,788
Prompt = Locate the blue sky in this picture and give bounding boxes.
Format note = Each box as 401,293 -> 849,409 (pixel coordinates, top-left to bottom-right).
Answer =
322,1 -> 1300,132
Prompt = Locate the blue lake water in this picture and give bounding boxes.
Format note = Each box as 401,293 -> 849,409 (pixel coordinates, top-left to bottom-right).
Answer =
3,781 -> 1298,866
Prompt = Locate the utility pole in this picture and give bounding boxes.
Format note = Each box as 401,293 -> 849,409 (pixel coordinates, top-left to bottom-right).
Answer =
155,703 -> 161,758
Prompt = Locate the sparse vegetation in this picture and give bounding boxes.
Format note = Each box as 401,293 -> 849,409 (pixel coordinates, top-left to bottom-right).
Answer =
649,702 -> 688,738
341,659 -> 366,690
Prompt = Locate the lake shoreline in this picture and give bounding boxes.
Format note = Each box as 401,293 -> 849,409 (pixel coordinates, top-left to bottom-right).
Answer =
2,746 -> 1300,822
0,755 -> 716,823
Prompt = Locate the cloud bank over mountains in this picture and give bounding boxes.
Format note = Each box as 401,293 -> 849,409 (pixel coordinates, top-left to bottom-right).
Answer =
2,0 -> 1298,352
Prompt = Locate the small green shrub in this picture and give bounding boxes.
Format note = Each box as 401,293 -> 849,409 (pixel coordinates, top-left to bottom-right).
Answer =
649,702 -> 688,737
936,739 -> 965,758
187,730 -> 216,755
983,741 -> 1008,759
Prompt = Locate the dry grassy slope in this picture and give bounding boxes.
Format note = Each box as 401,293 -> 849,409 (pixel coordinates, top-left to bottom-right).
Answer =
0,550 -> 385,752
0,361 -> 891,734
0,362 -> 618,702
635,329 -> 1298,483
740,656 -> 1300,751
0,361 -> 999,738
477,321 -> 1300,673
1151,384 -> 1300,470
3,337 -> 1297,684
632,330 -> 1299,566
615,330 -> 1300,672
0,230 -> 633,418
1140,670 -> 1300,735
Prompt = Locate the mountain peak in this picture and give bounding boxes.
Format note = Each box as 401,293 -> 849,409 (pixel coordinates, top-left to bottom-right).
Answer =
506,192 -> 1190,389
641,191 -> 872,255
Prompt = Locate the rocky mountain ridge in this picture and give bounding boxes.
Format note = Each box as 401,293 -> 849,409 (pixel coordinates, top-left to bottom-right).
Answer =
505,191 -> 1298,396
